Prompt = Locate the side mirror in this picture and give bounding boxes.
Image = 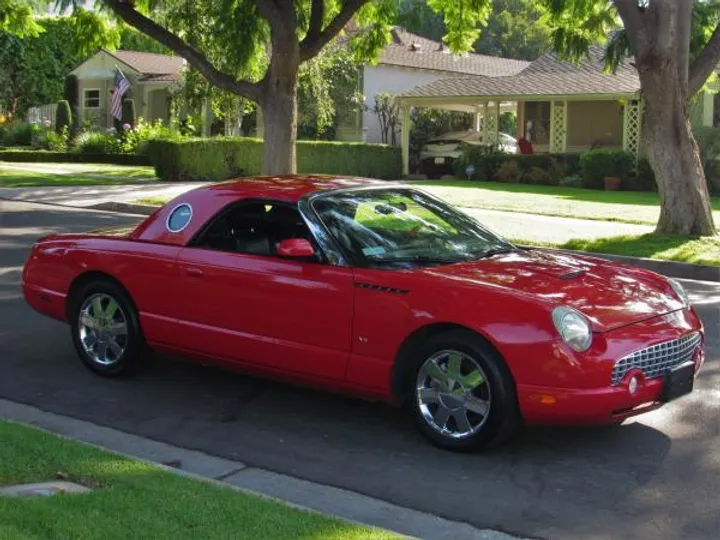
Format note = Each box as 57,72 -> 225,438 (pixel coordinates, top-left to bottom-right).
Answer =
277,238 -> 316,258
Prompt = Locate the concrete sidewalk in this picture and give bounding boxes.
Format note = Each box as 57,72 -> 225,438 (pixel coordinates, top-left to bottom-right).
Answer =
0,399 -> 530,540
0,182 -> 653,244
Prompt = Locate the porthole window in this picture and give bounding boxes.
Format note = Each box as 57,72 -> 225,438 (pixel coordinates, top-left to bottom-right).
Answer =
166,203 -> 193,233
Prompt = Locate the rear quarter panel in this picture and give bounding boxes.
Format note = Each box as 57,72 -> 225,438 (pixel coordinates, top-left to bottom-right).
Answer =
23,236 -> 182,345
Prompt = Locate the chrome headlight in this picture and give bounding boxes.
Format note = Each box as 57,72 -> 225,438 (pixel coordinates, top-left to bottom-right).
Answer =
552,306 -> 592,352
668,278 -> 689,306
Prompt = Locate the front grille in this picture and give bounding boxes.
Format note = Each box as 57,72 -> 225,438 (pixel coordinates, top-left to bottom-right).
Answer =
612,332 -> 702,385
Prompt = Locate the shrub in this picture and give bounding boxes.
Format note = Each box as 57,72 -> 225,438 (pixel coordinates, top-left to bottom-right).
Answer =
495,160 -> 522,183
558,174 -> 584,188
453,143 -> 508,180
74,131 -> 118,154
523,166 -> 555,186
40,127 -> 70,152
455,146 -> 581,184
118,118 -> 184,155
147,137 -> 402,182
579,149 -> 635,189
0,121 -> 37,146
121,99 -> 136,129
56,100 -> 72,134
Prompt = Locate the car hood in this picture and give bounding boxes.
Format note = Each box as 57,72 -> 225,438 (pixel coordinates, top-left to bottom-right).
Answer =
420,248 -> 685,333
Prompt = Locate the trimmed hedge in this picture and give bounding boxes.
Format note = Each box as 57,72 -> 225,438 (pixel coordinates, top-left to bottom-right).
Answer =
147,137 -> 402,181
0,150 -> 150,165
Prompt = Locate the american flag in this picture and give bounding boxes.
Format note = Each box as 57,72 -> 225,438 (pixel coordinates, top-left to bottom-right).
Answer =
110,68 -> 131,120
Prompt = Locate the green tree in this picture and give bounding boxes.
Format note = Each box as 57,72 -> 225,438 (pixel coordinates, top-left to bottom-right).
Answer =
0,13 -> 118,118
397,0 -> 552,60
473,0 -> 551,60
7,1 -> 720,236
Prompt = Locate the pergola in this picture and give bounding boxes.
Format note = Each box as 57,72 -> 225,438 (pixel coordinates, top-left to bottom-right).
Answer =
395,48 -> 645,176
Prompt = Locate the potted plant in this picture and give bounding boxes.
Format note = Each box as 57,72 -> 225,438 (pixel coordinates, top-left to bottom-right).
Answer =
604,176 -> 622,190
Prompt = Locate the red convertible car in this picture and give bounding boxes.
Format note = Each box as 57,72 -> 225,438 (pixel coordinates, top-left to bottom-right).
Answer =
22,175 -> 704,451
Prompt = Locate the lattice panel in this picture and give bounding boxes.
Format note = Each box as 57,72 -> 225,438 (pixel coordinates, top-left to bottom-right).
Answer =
483,102 -> 499,145
549,101 -> 567,153
623,99 -> 643,156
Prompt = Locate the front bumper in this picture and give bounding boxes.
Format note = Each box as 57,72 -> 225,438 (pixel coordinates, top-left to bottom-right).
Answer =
517,308 -> 705,425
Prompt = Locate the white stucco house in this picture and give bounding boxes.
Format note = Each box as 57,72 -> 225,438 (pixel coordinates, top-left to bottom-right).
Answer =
335,27 -> 530,143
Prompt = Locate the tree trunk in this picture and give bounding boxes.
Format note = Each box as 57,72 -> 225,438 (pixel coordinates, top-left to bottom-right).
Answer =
259,39 -> 300,175
641,69 -> 716,236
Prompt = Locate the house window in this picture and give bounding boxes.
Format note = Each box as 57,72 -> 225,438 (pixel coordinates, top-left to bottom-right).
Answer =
84,89 -> 101,109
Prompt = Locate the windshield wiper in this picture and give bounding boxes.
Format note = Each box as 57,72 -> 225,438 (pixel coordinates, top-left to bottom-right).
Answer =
480,246 -> 518,258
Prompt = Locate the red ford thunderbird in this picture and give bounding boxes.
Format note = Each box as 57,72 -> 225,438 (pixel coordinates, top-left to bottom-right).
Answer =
22,175 -> 705,451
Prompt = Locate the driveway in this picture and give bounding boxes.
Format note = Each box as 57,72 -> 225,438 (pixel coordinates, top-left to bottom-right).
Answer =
1,200 -> 718,540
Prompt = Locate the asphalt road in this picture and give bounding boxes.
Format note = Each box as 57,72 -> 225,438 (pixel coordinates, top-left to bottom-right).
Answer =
1,199 -> 719,540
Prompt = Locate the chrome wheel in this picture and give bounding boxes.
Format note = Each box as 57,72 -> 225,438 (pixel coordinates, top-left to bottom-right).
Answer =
416,349 -> 491,439
78,293 -> 128,366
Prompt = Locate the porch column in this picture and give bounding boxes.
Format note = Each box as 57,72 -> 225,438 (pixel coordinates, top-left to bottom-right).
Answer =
400,104 -> 411,176
475,105 -> 482,132
622,98 -> 643,156
516,101 -> 525,139
485,101 -> 499,144
482,101 -> 489,142
549,100 -> 568,153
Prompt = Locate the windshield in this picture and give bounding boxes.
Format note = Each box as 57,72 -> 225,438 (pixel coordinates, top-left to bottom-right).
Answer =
310,188 -> 517,267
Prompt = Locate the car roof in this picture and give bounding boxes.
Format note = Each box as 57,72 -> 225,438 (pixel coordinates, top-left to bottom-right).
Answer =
202,174 -> 385,202
130,174 -> 389,246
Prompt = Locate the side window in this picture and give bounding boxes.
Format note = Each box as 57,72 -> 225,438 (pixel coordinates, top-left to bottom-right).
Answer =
195,202 -> 317,258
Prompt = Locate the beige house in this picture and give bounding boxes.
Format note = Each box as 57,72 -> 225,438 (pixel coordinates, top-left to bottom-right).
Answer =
69,49 -> 185,129
395,45 -> 719,175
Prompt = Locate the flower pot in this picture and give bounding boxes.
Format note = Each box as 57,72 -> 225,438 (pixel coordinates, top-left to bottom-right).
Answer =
604,176 -> 622,191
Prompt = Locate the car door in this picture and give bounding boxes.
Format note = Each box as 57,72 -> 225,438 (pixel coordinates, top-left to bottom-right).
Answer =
172,200 -> 355,381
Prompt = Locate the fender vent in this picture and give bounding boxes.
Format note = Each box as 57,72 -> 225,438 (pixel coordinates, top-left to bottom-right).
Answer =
354,282 -> 409,295
560,269 -> 586,279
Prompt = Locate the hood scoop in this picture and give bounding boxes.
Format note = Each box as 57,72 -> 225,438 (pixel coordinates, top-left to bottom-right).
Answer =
560,269 -> 587,280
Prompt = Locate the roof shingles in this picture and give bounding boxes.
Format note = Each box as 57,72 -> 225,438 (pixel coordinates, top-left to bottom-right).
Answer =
400,44 -> 641,99
107,50 -> 185,81
378,28 -> 530,76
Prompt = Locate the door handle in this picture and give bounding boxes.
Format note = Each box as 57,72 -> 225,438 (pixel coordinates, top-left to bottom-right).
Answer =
186,267 -> 204,278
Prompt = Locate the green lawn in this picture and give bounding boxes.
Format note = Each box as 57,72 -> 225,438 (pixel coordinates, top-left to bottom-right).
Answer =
0,420 -> 398,540
418,179 -> 720,226
514,234 -> 720,267
0,162 -> 157,187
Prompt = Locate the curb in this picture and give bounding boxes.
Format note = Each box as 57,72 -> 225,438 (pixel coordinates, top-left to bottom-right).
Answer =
0,399 -> 534,540
89,201 -> 159,216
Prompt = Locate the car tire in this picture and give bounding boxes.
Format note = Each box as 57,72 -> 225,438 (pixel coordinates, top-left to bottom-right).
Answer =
405,330 -> 520,452
69,279 -> 148,377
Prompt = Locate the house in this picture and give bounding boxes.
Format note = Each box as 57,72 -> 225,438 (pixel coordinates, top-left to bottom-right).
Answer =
334,27 -> 530,143
394,44 -> 720,175
68,49 -> 185,129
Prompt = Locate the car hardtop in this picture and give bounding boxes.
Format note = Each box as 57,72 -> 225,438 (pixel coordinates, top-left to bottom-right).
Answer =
130,175 -> 411,246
